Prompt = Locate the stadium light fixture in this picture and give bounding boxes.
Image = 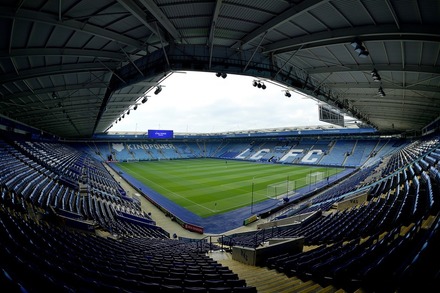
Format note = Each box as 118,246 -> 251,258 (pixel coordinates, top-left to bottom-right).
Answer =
154,85 -> 162,95
216,72 -> 227,78
134,105 -> 138,110
285,91 -> 291,98
253,80 -> 266,89
359,50 -> 369,58
350,38 -> 369,58
378,87 -> 386,97
371,69 -> 381,82
353,43 -> 365,53
141,97 -> 148,103
127,110 -> 130,115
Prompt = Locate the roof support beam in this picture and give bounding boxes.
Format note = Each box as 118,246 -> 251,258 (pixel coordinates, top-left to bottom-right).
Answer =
263,24 -> 440,53
306,64 -> 440,75
116,0 -> 161,38
239,0 -> 328,47
0,48 -> 125,60
109,95 -> 142,100
0,62 -> 118,84
138,0 -> 183,43
243,32 -> 268,72
326,82 -> 439,93
385,0 -> 400,30
0,7 -> 144,49
208,0 -> 223,69
1,83 -> 108,101
120,46 -> 144,77
97,60 -> 126,85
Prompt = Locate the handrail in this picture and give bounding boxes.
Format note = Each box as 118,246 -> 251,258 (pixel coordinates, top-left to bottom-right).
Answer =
192,234 -> 235,253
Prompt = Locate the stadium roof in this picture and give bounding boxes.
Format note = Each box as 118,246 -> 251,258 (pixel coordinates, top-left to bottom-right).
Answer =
0,0 -> 439,139
108,123 -> 361,137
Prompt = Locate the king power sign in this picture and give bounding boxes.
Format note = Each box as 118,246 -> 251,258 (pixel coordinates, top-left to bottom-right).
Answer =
112,143 -> 176,152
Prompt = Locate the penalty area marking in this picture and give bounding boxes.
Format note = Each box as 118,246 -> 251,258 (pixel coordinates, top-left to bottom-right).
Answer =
118,165 -> 216,213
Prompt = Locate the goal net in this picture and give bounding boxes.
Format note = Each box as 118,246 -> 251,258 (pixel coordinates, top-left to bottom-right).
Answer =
267,180 -> 296,199
265,171 -> 326,199
306,172 -> 325,184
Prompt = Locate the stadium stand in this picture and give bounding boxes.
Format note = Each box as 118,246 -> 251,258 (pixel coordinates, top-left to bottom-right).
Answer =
1,132 -> 440,292
215,135 -> 440,292
1,136 -> 263,292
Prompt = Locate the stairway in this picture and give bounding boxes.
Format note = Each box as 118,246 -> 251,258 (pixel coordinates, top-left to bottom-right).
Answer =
209,251 -> 346,293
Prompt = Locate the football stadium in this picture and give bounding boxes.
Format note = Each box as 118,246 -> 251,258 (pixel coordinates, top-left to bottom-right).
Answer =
0,1 -> 439,293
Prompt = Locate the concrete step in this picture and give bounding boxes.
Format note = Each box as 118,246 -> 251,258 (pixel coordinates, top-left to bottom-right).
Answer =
214,257 -> 346,293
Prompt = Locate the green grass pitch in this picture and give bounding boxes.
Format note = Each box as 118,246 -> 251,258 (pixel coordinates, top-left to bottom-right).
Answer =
115,159 -> 343,218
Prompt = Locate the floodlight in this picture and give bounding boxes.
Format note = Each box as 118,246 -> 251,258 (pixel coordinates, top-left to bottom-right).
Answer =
350,38 -> 369,58
351,39 -> 364,52
141,97 -> 148,103
216,72 -> 221,77
350,39 -> 360,48
285,91 -> 291,98
253,80 -> 266,89
221,73 -> 227,79
354,44 -> 365,54
134,105 -> 138,110
359,51 -> 369,58
371,69 -> 381,82
154,85 -> 162,95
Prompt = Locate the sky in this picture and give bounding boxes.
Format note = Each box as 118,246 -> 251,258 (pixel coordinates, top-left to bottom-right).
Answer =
110,71 -> 329,134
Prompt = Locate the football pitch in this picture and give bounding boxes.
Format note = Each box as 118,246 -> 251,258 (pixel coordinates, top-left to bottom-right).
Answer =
115,159 -> 342,218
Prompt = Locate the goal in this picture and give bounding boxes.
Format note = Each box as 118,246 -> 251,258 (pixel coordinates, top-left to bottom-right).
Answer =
266,180 -> 296,199
306,172 -> 325,184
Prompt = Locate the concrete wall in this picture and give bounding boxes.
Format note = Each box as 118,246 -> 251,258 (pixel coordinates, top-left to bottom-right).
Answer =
257,211 -> 316,229
232,237 -> 304,266
335,193 -> 368,210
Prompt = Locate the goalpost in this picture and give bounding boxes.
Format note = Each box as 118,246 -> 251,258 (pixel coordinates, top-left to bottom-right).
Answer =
306,171 -> 325,184
266,180 -> 296,199
266,171 -> 326,199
